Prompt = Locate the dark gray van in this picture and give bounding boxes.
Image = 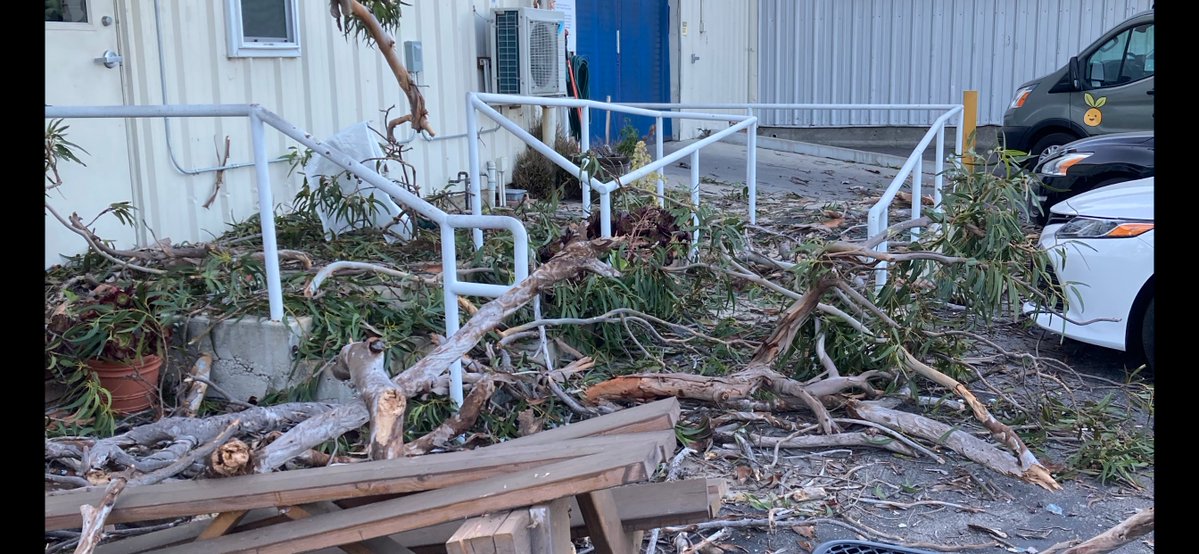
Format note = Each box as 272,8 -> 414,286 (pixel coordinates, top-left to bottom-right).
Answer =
1002,10 -> 1154,158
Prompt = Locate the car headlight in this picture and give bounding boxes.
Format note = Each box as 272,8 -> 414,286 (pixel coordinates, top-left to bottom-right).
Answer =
1009,85 -> 1036,109
1038,152 -> 1092,176
1057,217 -> 1154,238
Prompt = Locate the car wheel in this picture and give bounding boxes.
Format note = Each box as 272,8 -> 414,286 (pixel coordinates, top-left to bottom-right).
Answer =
1030,132 -> 1078,160
1141,297 -> 1154,371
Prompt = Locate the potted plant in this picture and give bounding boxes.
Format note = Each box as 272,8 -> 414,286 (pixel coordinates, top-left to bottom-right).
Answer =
48,283 -> 169,415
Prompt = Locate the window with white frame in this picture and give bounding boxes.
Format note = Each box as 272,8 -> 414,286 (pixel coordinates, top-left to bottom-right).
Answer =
225,0 -> 301,58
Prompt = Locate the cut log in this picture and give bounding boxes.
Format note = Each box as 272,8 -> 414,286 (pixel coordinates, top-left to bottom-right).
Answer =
336,338 -> 406,460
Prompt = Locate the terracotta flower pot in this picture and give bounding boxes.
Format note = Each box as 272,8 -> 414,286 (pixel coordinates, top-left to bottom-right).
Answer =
87,355 -> 162,414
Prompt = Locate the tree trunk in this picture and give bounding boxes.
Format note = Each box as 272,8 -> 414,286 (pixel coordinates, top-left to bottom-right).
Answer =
336,338 -> 407,460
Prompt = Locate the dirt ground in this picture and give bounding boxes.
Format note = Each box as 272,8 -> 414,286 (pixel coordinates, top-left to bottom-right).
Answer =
644,143 -> 1154,554
659,324 -> 1154,554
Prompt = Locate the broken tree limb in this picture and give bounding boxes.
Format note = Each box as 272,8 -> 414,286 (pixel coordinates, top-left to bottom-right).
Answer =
585,366 -> 888,406
402,376 -> 497,456
210,438 -> 253,477
178,354 -> 212,418
252,238 -> 620,472
129,420 -> 240,486
338,338 -> 406,460
747,431 -> 919,457
848,400 -> 1043,486
335,0 -> 436,137
897,348 -> 1061,490
50,403 -> 335,475
74,477 -> 127,554
1042,506 -> 1153,554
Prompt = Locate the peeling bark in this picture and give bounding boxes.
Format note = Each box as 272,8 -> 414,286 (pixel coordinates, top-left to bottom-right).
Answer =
848,400 -> 1030,484
1042,507 -> 1153,554
74,476 -> 126,554
45,403 -> 334,474
178,354 -> 212,418
337,338 -> 406,460
402,377 -> 497,456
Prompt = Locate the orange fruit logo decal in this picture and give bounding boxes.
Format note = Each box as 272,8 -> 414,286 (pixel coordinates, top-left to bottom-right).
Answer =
1083,93 -> 1107,127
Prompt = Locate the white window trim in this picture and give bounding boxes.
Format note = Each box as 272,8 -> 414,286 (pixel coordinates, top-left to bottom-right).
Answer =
225,0 -> 302,58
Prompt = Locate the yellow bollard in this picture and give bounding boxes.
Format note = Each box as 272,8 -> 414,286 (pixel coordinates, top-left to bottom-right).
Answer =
962,90 -> 979,172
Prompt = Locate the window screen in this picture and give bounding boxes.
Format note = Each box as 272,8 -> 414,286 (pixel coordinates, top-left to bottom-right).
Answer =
241,0 -> 290,42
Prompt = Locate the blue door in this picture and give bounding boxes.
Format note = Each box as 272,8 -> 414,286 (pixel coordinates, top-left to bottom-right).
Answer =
575,0 -> 671,146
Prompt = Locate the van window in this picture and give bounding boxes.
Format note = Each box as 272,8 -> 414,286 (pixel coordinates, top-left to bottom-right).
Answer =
1084,23 -> 1154,89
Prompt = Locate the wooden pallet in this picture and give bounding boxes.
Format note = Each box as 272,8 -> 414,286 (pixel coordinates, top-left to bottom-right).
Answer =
52,398 -> 724,554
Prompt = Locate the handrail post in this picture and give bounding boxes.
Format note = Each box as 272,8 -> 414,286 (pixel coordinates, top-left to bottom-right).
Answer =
599,189 -> 612,237
581,106 -> 591,214
690,150 -> 700,260
911,157 -> 923,241
440,224 -> 464,407
466,95 -> 484,249
747,109 -> 758,225
249,110 -> 284,322
655,116 -> 665,208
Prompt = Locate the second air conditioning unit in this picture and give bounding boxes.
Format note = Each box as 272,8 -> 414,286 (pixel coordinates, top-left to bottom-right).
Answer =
491,7 -> 567,97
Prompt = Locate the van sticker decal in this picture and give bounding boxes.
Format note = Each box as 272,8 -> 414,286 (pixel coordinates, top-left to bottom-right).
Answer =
1083,93 -> 1107,127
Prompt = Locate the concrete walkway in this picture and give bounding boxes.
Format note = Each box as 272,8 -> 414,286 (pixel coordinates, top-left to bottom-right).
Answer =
659,139 -> 940,203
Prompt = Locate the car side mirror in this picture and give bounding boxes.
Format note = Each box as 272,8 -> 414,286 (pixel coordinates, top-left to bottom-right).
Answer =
1068,56 -> 1081,90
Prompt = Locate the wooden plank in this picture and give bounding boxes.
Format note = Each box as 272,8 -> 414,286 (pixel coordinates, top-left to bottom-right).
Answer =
527,499 -> 572,554
490,510 -> 532,554
576,489 -> 634,554
445,511 -> 508,554
489,398 -> 680,450
94,510 -> 286,554
196,511 -> 247,540
152,444 -> 665,554
365,478 -> 723,551
46,431 -> 673,530
281,503 -> 416,554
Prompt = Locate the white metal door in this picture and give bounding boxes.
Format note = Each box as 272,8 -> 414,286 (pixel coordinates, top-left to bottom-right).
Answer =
44,0 -> 137,269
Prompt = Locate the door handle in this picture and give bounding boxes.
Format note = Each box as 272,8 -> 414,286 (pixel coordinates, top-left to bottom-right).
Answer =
1147,90 -> 1154,96
94,50 -> 124,69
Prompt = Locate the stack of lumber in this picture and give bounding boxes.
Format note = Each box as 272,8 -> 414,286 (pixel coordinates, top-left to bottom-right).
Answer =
45,398 -> 725,553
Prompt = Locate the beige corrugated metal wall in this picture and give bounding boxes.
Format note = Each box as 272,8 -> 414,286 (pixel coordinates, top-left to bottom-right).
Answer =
757,0 -> 1152,126
106,0 -> 534,251
675,0 -> 756,139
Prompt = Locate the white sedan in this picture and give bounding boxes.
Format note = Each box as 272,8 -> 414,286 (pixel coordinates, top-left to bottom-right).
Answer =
1024,177 -> 1155,370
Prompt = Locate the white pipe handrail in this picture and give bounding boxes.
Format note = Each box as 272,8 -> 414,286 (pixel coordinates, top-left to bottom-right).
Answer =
467,93 -> 761,241
45,103 -> 528,408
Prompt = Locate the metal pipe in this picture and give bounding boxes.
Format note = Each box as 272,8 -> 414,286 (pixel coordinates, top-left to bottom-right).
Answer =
911,157 -> 923,241
599,191 -> 612,237
249,112 -> 285,322
445,213 -> 528,282
471,98 -> 597,195
581,106 -> 591,214
625,102 -> 959,111
45,104 -> 255,118
486,160 -> 498,208
439,224 -> 463,407
690,150 -> 700,260
655,116 -> 664,207
255,108 -> 450,225
747,115 -> 758,225
868,108 -> 961,219
473,93 -> 751,122
466,95 -> 484,249
601,117 -> 754,193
